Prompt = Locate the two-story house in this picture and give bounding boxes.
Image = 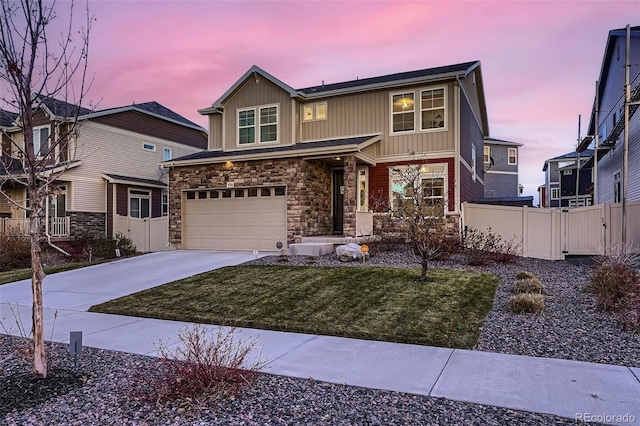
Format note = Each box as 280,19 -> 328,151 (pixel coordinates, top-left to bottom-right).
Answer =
164,62 -> 489,252
0,96 -> 207,247
577,26 -> 640,204
482,137 -> 522,198
540,150 -> 593,207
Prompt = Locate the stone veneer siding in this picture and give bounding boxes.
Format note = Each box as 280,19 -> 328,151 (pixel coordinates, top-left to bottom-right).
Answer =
69,212 -> 107,240
342,155 -> 357,237
169,158 -> 333,246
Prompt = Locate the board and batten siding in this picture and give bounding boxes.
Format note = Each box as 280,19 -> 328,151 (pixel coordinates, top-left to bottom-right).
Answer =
62,122 -> 200,212
458,68 -> 484,133
222,77 -> 293,150
301,82 -> 456,158
209,114 -> 223,150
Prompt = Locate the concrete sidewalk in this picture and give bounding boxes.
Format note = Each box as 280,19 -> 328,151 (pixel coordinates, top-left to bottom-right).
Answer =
1,252 -> 639,425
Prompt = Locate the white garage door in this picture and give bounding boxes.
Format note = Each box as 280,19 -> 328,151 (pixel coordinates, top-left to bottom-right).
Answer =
184,186 -> 287,251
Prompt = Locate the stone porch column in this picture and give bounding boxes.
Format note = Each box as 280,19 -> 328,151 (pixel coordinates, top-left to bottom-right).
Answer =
343,155 -> 357,237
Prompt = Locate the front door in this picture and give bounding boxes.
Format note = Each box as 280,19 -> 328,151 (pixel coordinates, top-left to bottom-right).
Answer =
333,170 -> 344,233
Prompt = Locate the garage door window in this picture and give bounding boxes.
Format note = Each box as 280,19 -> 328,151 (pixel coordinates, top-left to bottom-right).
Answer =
129,189 -> 150,218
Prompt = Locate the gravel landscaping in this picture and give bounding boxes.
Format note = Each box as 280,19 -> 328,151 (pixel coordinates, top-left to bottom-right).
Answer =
3,249 -> 633,424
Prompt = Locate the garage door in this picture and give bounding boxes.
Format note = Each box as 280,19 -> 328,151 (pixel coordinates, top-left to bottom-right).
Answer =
184,186 -> 287,251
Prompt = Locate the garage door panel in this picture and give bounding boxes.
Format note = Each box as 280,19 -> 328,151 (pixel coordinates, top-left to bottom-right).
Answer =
184,187 -> 287,251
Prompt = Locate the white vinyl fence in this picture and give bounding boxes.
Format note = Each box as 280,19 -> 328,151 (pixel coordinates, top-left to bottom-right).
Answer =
113,215 -> 171,253
462,201 -> 640,260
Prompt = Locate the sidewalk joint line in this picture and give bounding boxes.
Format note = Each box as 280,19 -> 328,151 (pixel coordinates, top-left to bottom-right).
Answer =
262,334 -> 320,367
628,366 -> 640,384
428,348 -> 455,396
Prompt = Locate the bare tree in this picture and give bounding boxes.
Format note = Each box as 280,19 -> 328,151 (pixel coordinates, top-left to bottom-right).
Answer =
389,163 -> 449,282
0,0 -> 92,378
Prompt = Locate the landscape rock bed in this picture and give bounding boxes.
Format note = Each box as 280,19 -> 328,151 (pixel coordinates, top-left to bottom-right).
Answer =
1,337 -> 592,425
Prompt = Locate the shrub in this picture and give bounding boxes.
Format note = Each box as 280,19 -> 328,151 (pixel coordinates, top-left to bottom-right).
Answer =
0,229 -> 31,271
587,258 -> 639,311
368,234 -> 409,253
89,233 -> 137,259
512,277 -> 545,294
131,324 -> 264,403
462,227 -> 521,265
507,293 -> 545,314
516,270 -> 537,280
619,293 -> 640,332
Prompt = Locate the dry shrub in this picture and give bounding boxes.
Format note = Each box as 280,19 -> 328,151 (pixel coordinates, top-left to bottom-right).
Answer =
587,259 -> 639,311
516,270 -> 537,280
0,228 -> 31,271
462,227 -> 521,266
131,324 -> 264,403
512,277 -> 545,294
507,293 -> 544,314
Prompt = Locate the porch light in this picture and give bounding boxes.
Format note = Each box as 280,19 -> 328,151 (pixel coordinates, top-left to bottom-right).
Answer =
224,161 -> 233,169
335,157 -> 341,161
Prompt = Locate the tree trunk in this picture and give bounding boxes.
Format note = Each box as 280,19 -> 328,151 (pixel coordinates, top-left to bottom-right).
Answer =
421,258 -> 429,282
29,186 -> 47,379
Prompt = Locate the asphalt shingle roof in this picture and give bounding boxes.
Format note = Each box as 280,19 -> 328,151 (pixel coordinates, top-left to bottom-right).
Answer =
0,109 -> 18,127
103,173 -> 166,187
171,135 -> 378,162
298,61 -> 478,94
129,102 -> 201,128
38,95 -> 92,117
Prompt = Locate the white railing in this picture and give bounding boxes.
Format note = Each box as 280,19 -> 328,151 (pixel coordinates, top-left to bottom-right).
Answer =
49,217 -> 70,237
0,217 -> 29,235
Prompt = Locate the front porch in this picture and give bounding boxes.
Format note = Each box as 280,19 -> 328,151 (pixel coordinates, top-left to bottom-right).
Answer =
0,216 -> 70,238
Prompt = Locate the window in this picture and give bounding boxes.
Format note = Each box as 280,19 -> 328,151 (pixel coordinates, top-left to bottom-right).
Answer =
238,105 -> 278,145
471,145 -> 477,180
508,148 -> 517,165
614,171 -> 622,203
420,88 -> 445,130
357,168 -> 368,212
483,146 -> 491,164
143,143 -> 155,151
389,164 -> 446,216
163,148 -> 171,161
303,102 -> 327,122
600,121 -> 607,140
162,192 -> 168,216
129,189 -> 150,218
391,92 -> 415,133
33,126 -> 50,157
551,188 -> 560,200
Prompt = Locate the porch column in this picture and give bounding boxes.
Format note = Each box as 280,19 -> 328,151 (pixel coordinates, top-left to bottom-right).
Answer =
343,155 -> 357,237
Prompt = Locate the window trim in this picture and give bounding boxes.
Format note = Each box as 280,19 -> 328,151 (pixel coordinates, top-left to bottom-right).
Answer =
163,148 -> 172,161
471,145 -> 477,180
419,87 -> 447,131
162,192 -> 168,216
129,188 -> 151,219
508,147 -> 518,165
483,146 -> 491,164
302,102 -> 328,122
388,163 -> 448,214
390,91 -> 416,134
236,103 -> 279,146
33,125 -> 51,158
390,86 -> 447,135
143,143 -> 156,152
551,187 -> 560,200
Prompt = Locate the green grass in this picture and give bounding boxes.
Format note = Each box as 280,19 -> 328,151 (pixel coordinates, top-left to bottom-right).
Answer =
0,261 -> 101,285
90,265 -> 500,349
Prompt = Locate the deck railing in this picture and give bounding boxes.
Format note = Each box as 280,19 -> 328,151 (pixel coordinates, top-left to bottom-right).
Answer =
0,217 -> 69,237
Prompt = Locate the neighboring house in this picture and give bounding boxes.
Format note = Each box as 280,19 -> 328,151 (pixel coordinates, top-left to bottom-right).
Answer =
0,97 -> 207,242
482,137 -> 522,198
577,25 -> 640,204
164,62 -> 489,251
541,150 -> 593,207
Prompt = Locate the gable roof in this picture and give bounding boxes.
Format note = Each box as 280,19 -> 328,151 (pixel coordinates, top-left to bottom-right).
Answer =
484,137 -> 523,147
36,95 -> 92,118
542,149 -> 594,171
0,109 -> 18,127
164,135 -> 381,167
199,61 -> 482,113
87,101 -> 205,131
587,25 -> 640,136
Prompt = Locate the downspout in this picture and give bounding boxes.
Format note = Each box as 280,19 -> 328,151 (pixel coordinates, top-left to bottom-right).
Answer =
44,195 -> 71,256
166,166 -> 171,248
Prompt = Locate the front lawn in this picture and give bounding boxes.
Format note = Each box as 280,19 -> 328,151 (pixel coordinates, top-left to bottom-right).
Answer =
0,262 -> 101,285
90,265 -> 500,349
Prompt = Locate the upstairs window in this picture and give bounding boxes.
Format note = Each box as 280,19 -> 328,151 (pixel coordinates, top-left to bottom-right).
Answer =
508,148 -> 517,165
551,188 -> 560,200
483,146 -> 491,164
163,148 -> 172,161
391,92 -> 415,133
420,88 -> 445,130
303,102 -> 327,122
143,143 -> 155,151
33,126 -> 50,157
471,145 -> 477,180
238,105 -> 278,145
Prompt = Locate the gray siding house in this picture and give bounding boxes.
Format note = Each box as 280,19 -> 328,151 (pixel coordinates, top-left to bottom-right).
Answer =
482,138 -> 522,198
542,150 -> 593,208
578,26 -> 640,204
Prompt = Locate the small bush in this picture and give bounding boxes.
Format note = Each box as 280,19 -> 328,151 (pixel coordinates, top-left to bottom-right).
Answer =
587,259 -> 639,311
462,227 -> 521,265
512,277 -> 545,294
0,229 -> 31,271
369,234 -> 409,253
516,271 -> 537,280
89,233 -> 137,259
507,293 -> 545,314
131,324 -> 264,403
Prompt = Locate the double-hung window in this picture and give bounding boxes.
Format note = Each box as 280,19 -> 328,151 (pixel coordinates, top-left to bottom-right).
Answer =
508,148 -> 517,165
238,105 -> 278,145
391,92 -> 415,133
33,126 -> 50,157
129,189 -> 151,219
420,88 -> 445,130
389,164 -> 446,216
163,148 -> 172,161
483,146 -> 491,164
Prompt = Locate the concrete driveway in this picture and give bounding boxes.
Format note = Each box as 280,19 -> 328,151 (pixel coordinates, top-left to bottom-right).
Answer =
0,250 -> 258,311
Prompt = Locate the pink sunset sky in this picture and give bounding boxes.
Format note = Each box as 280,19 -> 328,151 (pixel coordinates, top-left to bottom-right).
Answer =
49,1 -> 640,202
